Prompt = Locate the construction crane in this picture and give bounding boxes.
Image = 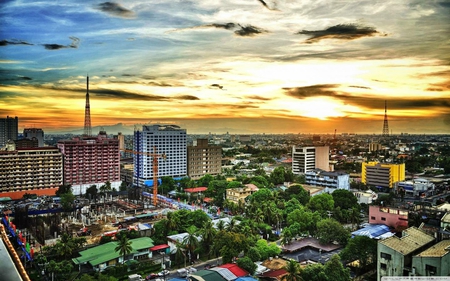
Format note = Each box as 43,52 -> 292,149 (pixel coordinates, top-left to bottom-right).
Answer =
120,146 -> 166,207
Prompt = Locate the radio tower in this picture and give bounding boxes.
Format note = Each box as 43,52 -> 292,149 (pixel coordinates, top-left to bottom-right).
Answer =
83,76 -> 92,137
382,100 -> 389,137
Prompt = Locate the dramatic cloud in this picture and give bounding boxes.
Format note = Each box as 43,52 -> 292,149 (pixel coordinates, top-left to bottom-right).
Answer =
283,84 -> 339,98
297,24 -> 381,43
349,85 -> 371,89
256,0 -> 279,11
176,95 -> 200,101
235,25 -> 268,37
210,84 -> 224,89
96,2 -> 135,18
42,37 -> 80,50
0,39 -> 33,46
207,23 -> 236,30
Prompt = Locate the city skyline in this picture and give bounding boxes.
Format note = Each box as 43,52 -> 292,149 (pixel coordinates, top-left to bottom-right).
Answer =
1,0 -> 449,135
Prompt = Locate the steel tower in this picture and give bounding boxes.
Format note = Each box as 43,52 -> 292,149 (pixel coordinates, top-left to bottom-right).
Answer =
84,76 -> 92,137
382,100 -> 389,136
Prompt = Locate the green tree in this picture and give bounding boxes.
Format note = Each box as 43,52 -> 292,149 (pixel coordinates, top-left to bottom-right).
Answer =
324,254 -> 351,281
281,259 -> 302,281
270,166 -> 286,185
56,184 -> 72,196
301,263 -> 327,281
199,220 -> 217,258
86,185 -> 98,203
332,189 -> 358,210
182,226 -> 200,263
316,218 -> 350,245
307,193 -> 334,214
60,192 -> 75,212
115,233 -> 133,264
247,246 -> 262,262
283,184 -> 310,205
339,236 -> 377,272
237,256 -> 257,275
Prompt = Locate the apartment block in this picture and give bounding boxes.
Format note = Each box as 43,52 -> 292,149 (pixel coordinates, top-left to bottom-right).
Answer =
226,183 -> 259,205
0,116 -> 18,148
369,205 -> 409,230
362,162 -> 405,190
292,146 -> 329,174
0,146 -> 63,199
304,169 -> 349,192
23,128 -> 44,147
187,139 -> 222,180
377,227 -> 435,281
57,131 -> 120,195
133,125 -> 187,187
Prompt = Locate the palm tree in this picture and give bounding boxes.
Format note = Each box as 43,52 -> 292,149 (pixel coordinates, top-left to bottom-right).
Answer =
200,220 -> 217,258
216,219 -> 226,231
56,233 -> 75,259
281,259 -> 302,281
115,234 -> 133,264
182,226 -> 199,264
226,217 -> 239,232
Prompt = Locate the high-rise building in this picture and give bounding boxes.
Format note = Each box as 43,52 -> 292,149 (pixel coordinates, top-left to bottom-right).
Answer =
187,139 -> 222,180
57,131 -> 121,195
0,116 -> 18,148
133,125 -> 187,187
23,128 -> 44,147
361,161 -> 405,190
0,146 -> 63,199
292,146 -> 329,174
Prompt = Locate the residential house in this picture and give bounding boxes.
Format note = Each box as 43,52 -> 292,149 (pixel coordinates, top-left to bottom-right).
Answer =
412,239 -> 450,276
226,184 -> 259,205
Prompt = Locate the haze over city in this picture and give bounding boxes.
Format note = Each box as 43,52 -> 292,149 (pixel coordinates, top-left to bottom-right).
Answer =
1,0 -> 449,134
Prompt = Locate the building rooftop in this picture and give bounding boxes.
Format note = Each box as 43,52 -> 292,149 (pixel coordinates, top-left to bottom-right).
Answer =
415,240 -> 450,258
379,227 -> 434,255
442,212 -> 450,224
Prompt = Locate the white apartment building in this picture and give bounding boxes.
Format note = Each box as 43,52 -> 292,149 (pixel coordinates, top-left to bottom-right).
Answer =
292,146 -> 329,174
133,125 -> 187,187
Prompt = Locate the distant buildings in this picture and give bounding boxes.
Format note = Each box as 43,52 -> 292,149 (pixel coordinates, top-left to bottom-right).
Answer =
57,131 -> 121,195
397,178 -> 435,197
292,146 -> 329,174
23,128 -> 44,147
0,116 -> 18,148
187,138 -> 222,180
304,169 -> 350,192
226,183 -> 259,205
133,125 -> 187,187
0,146 -> 63,199
361,162 -> 405,190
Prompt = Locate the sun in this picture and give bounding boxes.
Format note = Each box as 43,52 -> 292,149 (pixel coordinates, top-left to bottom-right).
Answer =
282,97 -> 346,120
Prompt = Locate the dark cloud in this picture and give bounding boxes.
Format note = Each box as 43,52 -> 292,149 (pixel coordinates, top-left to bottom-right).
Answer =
210,84 -> 224,89
88,88 -> 168,101
283,84 -> 338,98
96,2 -> 135,18
122,74 -> 135,77
296,24 -> 380,43
207,23 -> 236,30
42,37 -> 80,50
235,25 -> 268,37
349,85 -> 371,89
0,39 -> 33,46
257,0 -> 279,11
176,95 -> 199,100
20,76 -> 32,80
247,95 -> 272,101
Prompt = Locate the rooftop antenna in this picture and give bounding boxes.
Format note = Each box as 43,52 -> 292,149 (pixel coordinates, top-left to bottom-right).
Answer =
83,75 -> 92,137
382,100 -> 389,137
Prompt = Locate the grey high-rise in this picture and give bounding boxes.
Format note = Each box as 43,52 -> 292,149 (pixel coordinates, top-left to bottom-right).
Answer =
0,116 -> 18,148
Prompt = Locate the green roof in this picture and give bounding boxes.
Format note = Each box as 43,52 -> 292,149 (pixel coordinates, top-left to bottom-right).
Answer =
72,237 -> 154,267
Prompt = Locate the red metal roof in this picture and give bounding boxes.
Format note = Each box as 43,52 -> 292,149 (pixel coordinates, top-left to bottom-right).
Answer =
260,269 -> 287,278
184,187 -> 207,193
150,244 -> 169,251
218,263 -> 248,277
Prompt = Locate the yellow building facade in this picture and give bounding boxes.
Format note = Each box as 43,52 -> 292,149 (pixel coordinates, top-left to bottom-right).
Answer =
361,162 -> 405,189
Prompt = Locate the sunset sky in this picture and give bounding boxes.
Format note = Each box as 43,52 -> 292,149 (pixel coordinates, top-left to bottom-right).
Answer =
1,0 -> 449,135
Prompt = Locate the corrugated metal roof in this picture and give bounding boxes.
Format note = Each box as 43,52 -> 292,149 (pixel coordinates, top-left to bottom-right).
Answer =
351,224 -> 393,239
415,240 -> 450,257
189,270 -> 226,281
380,227 -> 434,255
208,267 -> 237,281
219,263 -> 249,277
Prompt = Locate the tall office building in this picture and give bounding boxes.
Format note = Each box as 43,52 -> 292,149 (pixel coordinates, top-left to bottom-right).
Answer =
0,145 -> 63,199
361,161 -> 405,190
57,131 -> 121,195
187,139 -> 222,180
133,125 -> 187,187
292,146 -> 329,174
23,128 -> 45,147
0,116 -> 18,148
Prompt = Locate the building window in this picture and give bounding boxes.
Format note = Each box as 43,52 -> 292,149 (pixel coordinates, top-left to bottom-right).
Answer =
426,264 -> 437,275
381,217 -> 386,221
371,216 -> 376,220
381,252 -> 392,260
380,263 -> 387,270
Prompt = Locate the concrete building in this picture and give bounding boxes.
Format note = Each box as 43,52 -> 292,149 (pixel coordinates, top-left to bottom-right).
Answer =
354,190 -> 378,205
226,183 -> 259,205
292,146 -> 329,174
369,142 -> 382,152
14,138 -> 38,149
304,169 -> 350,192
239,135 -> 251,143
187,139 -> 222,180
57,131 -> 120,195
23,128 -> 44,147
377,227 -> 435,281
361,162 -> 405,190
133,125 -> 187,187
369,205 -> 408,230
0,116 -> 18,148
412,239 -> 450,277
0,146 -> 63,199
397,178 -> 435,197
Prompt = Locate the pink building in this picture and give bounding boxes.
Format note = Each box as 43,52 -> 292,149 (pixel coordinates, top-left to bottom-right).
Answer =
57,131 -> 121,194
369,205 -> 408,231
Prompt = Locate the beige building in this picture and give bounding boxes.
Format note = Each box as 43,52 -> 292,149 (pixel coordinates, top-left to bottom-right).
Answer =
0,146 -> 63,197
377,227 -> 435,281
292,146 -> 329,174
226,183 -> 259,205
187,139 -> 222,180
412,239 -> 450,277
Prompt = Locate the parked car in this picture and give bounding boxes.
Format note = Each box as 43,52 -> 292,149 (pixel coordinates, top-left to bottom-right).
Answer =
145,273 -> 158,280
157,270 -> 170,277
